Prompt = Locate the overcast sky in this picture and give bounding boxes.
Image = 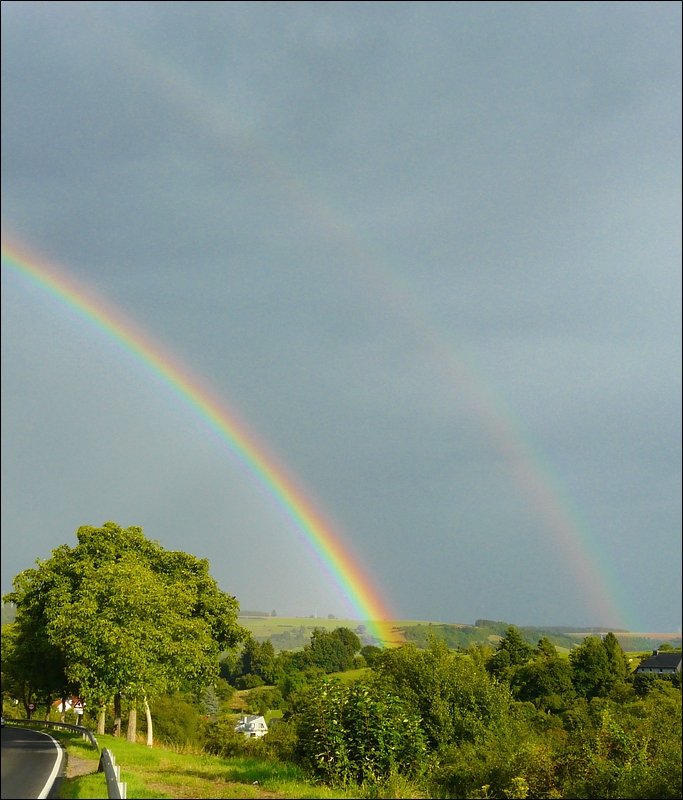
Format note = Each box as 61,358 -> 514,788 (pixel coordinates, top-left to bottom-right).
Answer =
2,1 -> 681,632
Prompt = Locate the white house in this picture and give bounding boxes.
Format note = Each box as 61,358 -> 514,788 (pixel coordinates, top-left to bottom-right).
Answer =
234,714 -> 268,738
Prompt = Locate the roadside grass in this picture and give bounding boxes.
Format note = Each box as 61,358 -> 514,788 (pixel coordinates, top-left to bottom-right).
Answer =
49,729 -> 362,799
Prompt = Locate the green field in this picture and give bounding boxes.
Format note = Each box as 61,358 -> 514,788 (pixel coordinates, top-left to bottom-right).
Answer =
237,615 -> 420,649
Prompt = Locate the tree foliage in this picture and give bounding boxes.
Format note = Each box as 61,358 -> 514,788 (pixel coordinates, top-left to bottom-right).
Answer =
486,625 -> 535,680
237,636 -> 277,685
1,618 -> 72,718
289,676 -> 426,786
375,636 -> 514,751
305,626 -> 362,673
557,685 -> 682,799
570,635 -> 630,700
510,637 -> 575,711
3,522 -> 247,737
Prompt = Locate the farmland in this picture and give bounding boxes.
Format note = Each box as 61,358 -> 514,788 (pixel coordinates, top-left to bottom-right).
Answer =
238,614 -> 682,653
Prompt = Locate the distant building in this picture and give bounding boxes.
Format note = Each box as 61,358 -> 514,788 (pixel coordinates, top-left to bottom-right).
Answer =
234,714 -> 268,738
634,650 -> 682,675
52,696 -> 85,713
51,696 -> 85,722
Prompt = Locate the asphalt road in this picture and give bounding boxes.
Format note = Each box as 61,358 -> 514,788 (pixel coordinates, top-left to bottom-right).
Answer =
0,725 -> 63,799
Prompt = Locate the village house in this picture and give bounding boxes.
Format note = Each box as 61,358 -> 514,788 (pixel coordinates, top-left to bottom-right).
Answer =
51,696 -> 85,713
51,696 -> 85,722
634,649 -> 682,675
234,714 -> 268,738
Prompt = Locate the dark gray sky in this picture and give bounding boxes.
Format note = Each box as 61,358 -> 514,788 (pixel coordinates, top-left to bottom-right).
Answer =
2,1 -> 681,631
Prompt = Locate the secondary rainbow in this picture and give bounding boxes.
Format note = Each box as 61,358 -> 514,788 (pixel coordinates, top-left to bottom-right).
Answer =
109,26 -> 631,627
1,236 -> 395,642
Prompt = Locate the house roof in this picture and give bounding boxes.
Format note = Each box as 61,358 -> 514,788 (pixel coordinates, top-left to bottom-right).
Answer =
636,651 -> 682,671
234,715 -> 268,730
51,696 -> 84,708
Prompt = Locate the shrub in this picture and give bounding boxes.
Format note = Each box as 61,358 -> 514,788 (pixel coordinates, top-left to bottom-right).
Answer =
148,693 -> 205,747
236,673 -> 264,690
289,677 -> 427,787
431,722 -> 563,800
245,685 -> 283,715
261,719 -> 298,763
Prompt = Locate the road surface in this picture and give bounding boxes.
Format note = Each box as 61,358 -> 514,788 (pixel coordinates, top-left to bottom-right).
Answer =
1,725 -> 63,799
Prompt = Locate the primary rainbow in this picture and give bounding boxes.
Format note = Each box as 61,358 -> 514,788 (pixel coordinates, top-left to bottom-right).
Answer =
1,235 -> 396,643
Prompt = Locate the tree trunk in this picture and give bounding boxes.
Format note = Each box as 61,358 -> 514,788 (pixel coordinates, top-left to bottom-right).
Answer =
143,696 -> 153,747
97,706 -> 106,735
127,706 -> 137,742
59,696 -> 67,723
113,692 -> 122,737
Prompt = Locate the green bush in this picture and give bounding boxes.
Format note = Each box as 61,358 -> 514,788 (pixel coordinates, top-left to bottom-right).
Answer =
261,719 -> 298,763
375,638 -> 514,751
557,690 -> 682,799
431,722 -> 563,799
236,673 -> 264,690
245,685 -> 283,715
289,677 -> 427,787
148,693 -> 205,747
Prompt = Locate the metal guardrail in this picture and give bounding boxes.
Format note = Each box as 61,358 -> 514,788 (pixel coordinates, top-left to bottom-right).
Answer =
98,747 -> 127,799
6,719 -> 126,798
6,718 -> 99,749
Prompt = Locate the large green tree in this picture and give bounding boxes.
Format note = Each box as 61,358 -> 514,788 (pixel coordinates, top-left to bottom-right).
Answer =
486,625 -> 535,680
570,634 -> 630,700
237,636 -> 277,685
306,626 -> 361,673
4,522 -> 247,742
510,637 -> 575,711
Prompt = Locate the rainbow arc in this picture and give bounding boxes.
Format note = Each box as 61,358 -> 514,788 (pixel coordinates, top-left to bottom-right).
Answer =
2,236 -> 396,643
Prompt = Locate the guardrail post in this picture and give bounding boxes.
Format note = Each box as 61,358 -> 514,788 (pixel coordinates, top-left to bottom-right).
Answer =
100,748 -> 126,799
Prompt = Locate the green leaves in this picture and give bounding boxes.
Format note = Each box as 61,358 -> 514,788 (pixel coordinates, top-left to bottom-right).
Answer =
569,634 -> 630,700
375,637 -> 514,751
3,521 -> 248,717
306,627 -> 362,673
289,676 -> 427,786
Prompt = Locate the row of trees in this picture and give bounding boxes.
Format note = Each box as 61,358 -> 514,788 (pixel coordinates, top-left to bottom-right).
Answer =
2,522 -> 246,742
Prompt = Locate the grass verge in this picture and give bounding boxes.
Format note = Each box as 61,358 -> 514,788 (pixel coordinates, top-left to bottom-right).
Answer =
47,729 -> 361,799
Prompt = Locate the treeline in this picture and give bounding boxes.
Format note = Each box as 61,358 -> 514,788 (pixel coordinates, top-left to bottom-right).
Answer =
402,620 -> 682,654
2,524 -> 681,798
270,628 -> 681,797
